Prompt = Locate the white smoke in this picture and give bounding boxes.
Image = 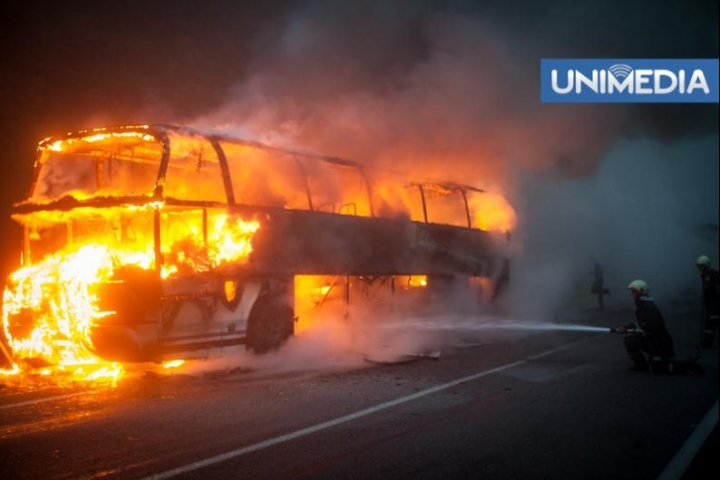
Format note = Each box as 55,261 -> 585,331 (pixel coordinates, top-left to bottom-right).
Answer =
507,135 -> 719,317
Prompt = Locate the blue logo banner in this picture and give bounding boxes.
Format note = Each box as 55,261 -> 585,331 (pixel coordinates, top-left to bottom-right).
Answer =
540,59 -> 719,103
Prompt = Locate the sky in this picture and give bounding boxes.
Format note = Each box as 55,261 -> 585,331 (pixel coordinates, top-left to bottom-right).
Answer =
0,0 -> 717,309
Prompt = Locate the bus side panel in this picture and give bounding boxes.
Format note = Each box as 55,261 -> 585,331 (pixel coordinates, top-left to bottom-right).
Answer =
247,209 -> 496,277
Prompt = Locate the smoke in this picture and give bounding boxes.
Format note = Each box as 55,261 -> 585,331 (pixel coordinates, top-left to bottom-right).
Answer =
191,0 -> 717,183
153,309 -> 437,378
508,135 -> 719,316
3,1 -> 717,370
186,0 -> 718,318
186,0 -> 718,323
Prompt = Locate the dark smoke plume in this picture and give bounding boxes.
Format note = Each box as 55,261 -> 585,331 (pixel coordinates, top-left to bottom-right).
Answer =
193,0 -> 718,184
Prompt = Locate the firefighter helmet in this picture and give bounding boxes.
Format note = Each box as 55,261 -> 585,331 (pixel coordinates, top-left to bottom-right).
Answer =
627,279 -> 649,294
696,255 -> 711,267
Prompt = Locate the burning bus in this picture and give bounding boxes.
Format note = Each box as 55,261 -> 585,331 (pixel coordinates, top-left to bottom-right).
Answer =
2,124 -> 516,369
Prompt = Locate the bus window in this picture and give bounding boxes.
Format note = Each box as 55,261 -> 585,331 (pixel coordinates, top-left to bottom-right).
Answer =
164,132 -> 226,203
404,185 -> 427,223
425,186 -> 469,228
222,142 -> 310,210
300,159 -> 371,216
465,190 -> 517,233
32,133 -> 162,202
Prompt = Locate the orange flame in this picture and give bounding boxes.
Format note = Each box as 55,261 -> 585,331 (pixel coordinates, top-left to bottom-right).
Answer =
2,210 -> 260,384
162,359 -> 186,369
6,126 -> 517,386
470,192 -> 517,233
0,364 -> 21,376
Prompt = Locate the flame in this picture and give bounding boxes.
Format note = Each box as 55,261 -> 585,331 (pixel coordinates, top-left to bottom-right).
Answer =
162,359 -> 185,369
2,245 -> 124,382
0,364 -> 20,376
6,126 -> 518,387
42,131 -> 155,153
294,275 -> 340,334
470,192 -> 517,233
2,209 -> 260,385
208,216 -> 260,266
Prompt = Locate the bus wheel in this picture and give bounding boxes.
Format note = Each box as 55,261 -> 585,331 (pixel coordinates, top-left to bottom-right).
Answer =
246,293 -> 294,354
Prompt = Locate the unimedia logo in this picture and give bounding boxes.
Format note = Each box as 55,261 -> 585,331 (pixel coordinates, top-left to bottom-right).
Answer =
540,59 -> 719,103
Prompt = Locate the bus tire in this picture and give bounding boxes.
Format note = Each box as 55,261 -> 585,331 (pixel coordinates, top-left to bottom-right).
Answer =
246,293 -> 294,354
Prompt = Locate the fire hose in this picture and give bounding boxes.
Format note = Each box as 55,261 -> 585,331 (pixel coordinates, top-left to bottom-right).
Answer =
609,325 -> 641,334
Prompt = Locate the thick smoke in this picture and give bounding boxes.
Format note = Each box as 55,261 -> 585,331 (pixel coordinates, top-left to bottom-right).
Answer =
189,0 -> 718,320
509,136 -> 719,317
194,3 -> 610,184
193,0 -> 717,181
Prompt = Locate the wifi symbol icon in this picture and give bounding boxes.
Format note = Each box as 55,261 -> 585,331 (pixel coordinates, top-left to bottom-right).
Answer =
609,64 -> 633,78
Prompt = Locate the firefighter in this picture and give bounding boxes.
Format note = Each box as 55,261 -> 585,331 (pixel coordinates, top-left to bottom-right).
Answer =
696,255 -> 719,349
612,280 -> 675,372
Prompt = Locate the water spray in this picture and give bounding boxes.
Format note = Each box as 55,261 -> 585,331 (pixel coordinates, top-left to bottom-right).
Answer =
376,316 -> 615,334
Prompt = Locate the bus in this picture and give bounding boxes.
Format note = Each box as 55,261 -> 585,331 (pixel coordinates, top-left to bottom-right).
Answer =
2,124 -> 516,364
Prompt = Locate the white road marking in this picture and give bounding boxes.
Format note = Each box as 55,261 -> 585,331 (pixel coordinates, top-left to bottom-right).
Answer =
657,399 -> 719,480
0,391 -> 89,410
142,336 -> 597,480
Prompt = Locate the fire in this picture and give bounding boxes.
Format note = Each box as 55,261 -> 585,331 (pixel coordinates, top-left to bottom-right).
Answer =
294,275 -> 340,334
408,276 -> 428,288
42,131 -> 155,154
208,216 -> 260,266
4,125 -> 518,384
2,209 -> 260,384
162,359 -> 185,369
469,192 -> 517,233
3,245 -> 116,362
2,245 -> 124,383
0,364 -> 20,376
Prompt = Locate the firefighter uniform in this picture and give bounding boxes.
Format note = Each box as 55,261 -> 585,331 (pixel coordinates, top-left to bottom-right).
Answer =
699,266 -> 719,349
622,294 -> 675,372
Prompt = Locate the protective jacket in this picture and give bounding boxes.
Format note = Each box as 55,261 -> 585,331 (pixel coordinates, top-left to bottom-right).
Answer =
623,295 -> 671,338
622,295 -> 674,363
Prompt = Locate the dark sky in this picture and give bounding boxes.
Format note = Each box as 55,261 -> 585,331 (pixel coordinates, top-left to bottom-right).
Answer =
0,0 -> 718,277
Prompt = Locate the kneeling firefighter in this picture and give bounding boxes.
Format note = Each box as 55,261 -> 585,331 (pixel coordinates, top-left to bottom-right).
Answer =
612,280 -> 675,372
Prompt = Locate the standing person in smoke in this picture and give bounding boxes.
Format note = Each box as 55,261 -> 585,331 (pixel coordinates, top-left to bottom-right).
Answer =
696,255 -> 719,349
611,280 -> 675,372
590,260 -> 611,311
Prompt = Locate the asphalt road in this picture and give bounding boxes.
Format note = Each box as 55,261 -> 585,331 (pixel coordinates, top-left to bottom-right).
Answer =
0,300 -> 717,480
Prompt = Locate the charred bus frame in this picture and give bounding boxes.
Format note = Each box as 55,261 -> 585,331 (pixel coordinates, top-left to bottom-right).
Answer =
9,124 -> 512,361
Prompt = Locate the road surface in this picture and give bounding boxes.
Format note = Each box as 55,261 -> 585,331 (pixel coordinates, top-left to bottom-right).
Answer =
0,299 -> 717,480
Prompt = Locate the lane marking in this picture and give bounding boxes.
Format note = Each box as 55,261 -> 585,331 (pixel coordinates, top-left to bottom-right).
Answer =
657,399 -> 719,480
0,392 -> 89,411
142,336 -> 597,480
